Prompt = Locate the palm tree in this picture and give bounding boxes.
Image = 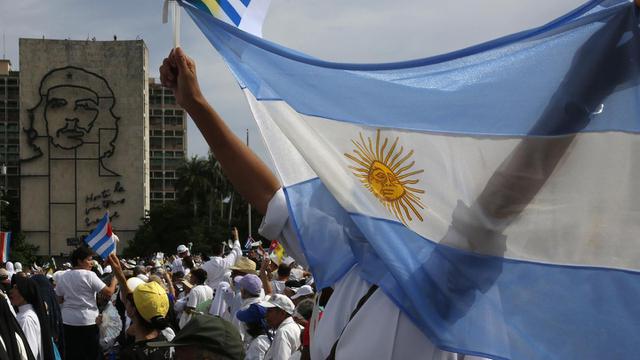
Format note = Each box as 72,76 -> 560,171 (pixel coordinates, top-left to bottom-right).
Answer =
175,156 -> 211,217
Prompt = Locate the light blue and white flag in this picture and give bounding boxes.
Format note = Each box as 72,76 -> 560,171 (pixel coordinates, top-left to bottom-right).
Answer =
182,0 -> 640,358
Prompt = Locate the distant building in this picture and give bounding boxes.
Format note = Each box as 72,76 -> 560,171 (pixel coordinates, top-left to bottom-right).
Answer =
148,78 -> 187,205
0,59 -> 21,203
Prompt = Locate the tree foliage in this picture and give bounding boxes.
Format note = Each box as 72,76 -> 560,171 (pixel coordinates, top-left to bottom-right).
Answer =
124,155 -> 266,257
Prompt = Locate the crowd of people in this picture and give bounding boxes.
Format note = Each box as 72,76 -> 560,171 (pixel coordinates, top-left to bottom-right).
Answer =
0,227 -> 321,360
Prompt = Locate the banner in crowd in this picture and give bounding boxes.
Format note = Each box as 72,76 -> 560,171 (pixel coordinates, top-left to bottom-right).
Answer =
0,232 -> 10,263
181,0 -> 640,358
84,213 -> 116,260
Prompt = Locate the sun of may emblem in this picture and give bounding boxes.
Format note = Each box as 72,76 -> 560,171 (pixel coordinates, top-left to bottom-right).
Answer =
344,129 -> 426,225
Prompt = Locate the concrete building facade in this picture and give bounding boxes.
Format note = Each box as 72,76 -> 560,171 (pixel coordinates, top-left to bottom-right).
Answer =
148,78 -> 187,205
19,39 -> 150,256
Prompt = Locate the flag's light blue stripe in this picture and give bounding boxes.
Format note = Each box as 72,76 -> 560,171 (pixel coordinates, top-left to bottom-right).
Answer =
100,242 -> 115,259
283,182 -> 357,289
216,0 -> 241,25
92,234 -> 112,253
284,178 -> 640,359
184,0 -> 640,136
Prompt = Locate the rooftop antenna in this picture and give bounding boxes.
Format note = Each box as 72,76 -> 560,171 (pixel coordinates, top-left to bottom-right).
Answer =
2,31 -> 5,59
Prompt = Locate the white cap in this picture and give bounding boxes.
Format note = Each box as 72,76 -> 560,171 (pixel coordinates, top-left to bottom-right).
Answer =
126,277 -> 145,292
14,262 -> 22,272
177,244 -> 188,253
291,285 -> 314,300
282,256 -> 295,266
259,294 -> 295,315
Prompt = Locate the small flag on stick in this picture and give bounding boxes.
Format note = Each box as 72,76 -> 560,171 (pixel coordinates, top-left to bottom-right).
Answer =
84,213 -> 116,260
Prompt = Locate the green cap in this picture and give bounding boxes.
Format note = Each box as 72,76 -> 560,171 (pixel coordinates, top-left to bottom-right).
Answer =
148,315 -> 244,360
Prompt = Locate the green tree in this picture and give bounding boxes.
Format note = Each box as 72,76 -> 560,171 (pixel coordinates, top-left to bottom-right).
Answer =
175,156 -> 211,217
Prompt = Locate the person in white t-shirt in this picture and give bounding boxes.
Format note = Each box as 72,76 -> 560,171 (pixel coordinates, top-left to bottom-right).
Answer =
201,227 -> 242,290
259,294 -> 302,360
172,244 -> 190,275
178,268 -> 213,329
55,246 -> 117,360
9,276 -> 55,360
160,48 -> 488,360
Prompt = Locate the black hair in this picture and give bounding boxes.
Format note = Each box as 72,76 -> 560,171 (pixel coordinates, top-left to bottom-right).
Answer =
31,275 -> 64,356
190,268 -> 208,285
70,245 -> 93,267
245,321 -> 268,339
12,276 -> 55,360
182,256 -> 195,270
277,264 -> 291,278
211,242 -> 224,256
0,293 -> 35,360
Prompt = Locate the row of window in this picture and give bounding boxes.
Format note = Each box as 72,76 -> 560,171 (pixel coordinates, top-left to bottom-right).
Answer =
0,100 -> 19,109
150,116 -> 184,126
151,192 -> 176,200
0,88 -> 19,100
150,96 -> 177,105
150,129 -> 184,137
151,171 -> 177,178
151,109 -> 183,116
0,79 -> 18,86
0,145 -> 19,153
150,150 -> 185,158
149,88 -> 173,96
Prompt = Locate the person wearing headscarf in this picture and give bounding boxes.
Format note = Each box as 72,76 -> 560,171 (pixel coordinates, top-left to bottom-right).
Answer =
31,275 -> 64,358
9,276 -> 55,360
0,290 -> 33,360
5,262 -> 14,279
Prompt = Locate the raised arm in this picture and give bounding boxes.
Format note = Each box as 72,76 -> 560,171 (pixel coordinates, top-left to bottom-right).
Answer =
159,47 -> 280,214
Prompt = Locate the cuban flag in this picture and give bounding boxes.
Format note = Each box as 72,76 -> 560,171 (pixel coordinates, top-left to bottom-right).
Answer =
0,232 -> 10,263
182,0 -> 640,358
181,0 -> 271,37
84,213 -> 116,260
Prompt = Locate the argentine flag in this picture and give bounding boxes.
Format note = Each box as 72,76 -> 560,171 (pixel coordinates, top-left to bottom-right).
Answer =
182,0 -> 640,358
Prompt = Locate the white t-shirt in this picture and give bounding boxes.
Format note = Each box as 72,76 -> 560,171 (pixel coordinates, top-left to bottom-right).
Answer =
270,280 -> 286,295
263,317 -> 302,360
16,304 -> 41,360
201,242 -> 242,289
246,334 -> 271,360
178,284 -> 213,328
171,257 -> 184,274
55,269 -> 106,326
259,189 -> 489,360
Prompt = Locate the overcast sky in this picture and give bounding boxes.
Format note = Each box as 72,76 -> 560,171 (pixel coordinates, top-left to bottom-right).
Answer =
1,0 -> 587,167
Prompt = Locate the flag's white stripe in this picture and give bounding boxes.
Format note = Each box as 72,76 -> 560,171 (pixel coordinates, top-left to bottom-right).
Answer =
247,91 -> 640,272
228,0 -> 248,17
95,236 -> 114,257
87,223 -> 108,248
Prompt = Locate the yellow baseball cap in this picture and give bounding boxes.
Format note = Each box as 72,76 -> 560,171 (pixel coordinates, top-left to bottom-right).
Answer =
133,281 -> 169,322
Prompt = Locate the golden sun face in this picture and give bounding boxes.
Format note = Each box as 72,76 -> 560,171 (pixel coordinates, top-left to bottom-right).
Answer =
345,129 -> 425,225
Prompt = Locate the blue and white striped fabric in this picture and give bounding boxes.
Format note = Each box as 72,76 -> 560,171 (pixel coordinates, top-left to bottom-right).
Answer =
183,0 -> 640,358
84,213 -> 115,260
181,0 -> 271,37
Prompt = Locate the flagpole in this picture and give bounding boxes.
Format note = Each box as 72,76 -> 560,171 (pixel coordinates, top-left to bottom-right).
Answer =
246,129 -> 252,238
